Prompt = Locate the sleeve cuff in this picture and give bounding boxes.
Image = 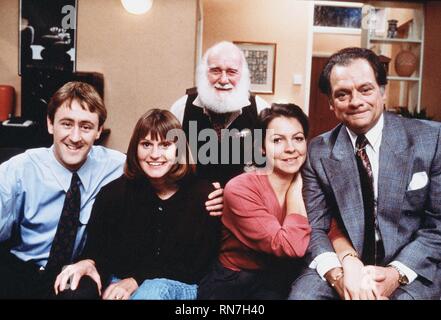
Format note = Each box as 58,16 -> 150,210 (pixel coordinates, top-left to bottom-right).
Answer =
389,261 -> 418,284
309,252 -> 342,280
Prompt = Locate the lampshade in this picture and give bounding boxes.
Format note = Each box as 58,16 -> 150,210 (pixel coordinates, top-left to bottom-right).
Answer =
121,0 -> 153,15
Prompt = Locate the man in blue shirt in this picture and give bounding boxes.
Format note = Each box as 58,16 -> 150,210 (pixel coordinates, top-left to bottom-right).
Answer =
0,81 -> 126,299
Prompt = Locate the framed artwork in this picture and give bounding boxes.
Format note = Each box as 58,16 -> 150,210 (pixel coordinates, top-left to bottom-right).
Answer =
313,1 -> 363,34
19,0 -> 77,75
234,42 -> 276,94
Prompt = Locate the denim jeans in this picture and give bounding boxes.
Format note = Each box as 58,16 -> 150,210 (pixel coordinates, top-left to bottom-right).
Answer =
110,276 -> 197,300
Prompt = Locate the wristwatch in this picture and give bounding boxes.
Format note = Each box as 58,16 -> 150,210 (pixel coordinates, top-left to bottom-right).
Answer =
389,265 -> 409,285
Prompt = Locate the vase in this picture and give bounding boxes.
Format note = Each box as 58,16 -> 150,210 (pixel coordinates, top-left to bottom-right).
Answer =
387,19 -> 398,38
0,85 -> 14,121
395,50 -> 417,77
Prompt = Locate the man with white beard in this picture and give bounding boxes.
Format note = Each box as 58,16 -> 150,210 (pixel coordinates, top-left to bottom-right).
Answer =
171,41 -> 269,186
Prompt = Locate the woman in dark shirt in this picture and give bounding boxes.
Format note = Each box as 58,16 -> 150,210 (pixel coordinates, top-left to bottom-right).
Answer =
54,109 -> 220,300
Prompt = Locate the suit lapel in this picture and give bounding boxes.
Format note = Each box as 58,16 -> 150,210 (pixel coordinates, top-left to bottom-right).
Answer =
322,125 -> 365,253
377,113 -> 412,260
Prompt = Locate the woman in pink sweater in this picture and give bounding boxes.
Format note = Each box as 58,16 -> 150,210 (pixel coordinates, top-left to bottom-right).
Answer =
198,103 -> 311,299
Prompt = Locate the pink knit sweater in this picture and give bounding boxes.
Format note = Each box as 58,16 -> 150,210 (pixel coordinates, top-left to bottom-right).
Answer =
219,171 -> 312,271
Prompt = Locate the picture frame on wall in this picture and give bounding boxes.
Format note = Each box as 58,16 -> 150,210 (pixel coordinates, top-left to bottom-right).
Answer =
19,0 -> 77,75
234,41 -> 276,94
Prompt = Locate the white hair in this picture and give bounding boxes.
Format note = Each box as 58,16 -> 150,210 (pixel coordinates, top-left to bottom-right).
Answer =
196,41 -> 251,114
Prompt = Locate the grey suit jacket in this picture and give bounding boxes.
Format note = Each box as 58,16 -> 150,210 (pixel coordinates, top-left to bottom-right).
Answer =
303,112 -> 441,284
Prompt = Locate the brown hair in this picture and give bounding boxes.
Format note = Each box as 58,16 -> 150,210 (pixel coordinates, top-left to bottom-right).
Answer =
47,81 -> 107,127
259,103 -> 309,143
124,109 -> 195,183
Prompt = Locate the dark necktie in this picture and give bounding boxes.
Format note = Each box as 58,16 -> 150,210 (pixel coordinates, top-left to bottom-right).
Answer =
46,172 -> 81,272
355,135 -> 376,265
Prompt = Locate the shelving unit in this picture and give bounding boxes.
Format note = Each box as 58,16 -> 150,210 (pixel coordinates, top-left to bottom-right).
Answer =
361,2 -> 425,113
387,75 -> 419,81
369,37 -> 422,44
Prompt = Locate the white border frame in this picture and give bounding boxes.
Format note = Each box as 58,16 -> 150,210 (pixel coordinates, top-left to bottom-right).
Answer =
234,42 -> 276,94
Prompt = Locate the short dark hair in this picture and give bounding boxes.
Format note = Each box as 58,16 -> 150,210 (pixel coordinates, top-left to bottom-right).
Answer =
318,47 -> 388,97
124,109 -> 195,182
47,81 -> 107,127
259,103 -> 309,143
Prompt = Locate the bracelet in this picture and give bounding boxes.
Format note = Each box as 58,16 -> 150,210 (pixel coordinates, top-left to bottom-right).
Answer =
341,251 -> 359,263
329,270 -> 344,287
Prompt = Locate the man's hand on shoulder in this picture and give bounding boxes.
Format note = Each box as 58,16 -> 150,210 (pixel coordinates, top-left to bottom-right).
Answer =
205,182 -> 224,216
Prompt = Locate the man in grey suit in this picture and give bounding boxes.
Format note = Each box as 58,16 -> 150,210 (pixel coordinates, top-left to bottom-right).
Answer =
289,47 -> 441,300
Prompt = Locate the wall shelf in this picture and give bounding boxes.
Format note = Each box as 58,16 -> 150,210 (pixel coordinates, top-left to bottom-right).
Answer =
369,37 -> 422,44
387,75 -> 420,81
361,2 -> 424,112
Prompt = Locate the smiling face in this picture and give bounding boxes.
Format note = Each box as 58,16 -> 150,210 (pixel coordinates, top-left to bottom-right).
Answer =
197,43 -> 251,113
264,116 -> 307,177
206,46 -> 243,96
329,58 -> 386,135
47,99 -> 102,171
137,134 -> 177,181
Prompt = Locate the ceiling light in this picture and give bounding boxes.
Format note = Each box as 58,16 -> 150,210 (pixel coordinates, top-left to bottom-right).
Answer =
121,0 -> 153,15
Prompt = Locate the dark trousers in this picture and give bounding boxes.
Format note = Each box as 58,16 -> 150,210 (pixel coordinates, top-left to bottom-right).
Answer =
198,260 -> 302,300
0,248 -> 100,299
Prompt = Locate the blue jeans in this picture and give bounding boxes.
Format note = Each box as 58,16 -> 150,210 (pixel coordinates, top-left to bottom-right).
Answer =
110,277 -> 197,300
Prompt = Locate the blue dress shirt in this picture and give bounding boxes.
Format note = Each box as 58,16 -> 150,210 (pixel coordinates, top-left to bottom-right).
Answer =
0,145 -> 125,267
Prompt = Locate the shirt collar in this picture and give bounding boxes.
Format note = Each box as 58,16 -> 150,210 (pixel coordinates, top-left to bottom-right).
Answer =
346,113 -> 384,153
48,145 -> 93,192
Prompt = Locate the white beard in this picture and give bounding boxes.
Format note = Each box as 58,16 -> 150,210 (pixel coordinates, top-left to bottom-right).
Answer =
196,69 -> 251,114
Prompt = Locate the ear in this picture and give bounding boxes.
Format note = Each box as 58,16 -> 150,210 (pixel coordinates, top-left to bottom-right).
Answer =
47,116 -> 54,134
95,126 -> 103,140
380,86 -> 387,103
329,98 -> 335,111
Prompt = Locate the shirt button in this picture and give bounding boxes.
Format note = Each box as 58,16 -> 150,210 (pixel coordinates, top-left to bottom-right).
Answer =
158,206 -> 163,212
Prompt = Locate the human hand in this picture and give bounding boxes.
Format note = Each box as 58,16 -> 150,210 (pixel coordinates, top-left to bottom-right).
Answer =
286,173 -> 307,217
54,259 -> 101,295
205,182 -> 224,216
102,278 -> 138,300
325,267 -> 345,299
288,172 -> 303,195
362,265 -> 399,299
341,255 -> 379,300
